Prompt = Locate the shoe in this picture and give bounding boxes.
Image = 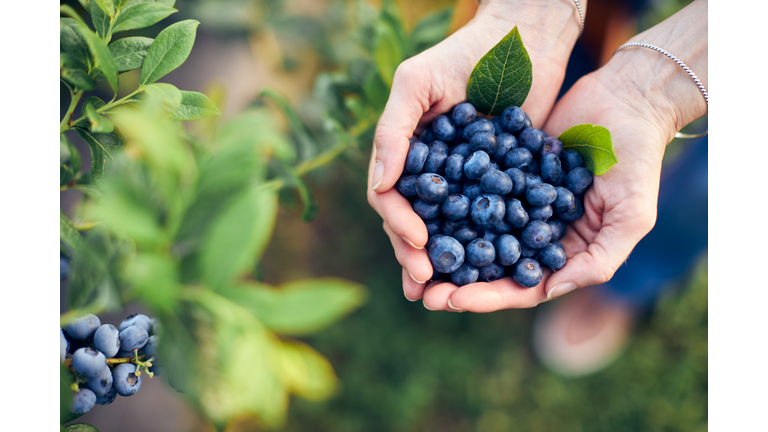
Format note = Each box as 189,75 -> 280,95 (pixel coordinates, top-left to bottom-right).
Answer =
532,285 -> 635,377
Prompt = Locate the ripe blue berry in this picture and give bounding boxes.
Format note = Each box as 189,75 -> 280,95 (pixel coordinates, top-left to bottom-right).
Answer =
461,181 -> 483,201
65,314 -> 101,341
441,218 -> 469,236
504,147 -> 533,171
444,154 -> 465,182
566,167 -> 593,195
553,186 -> 576,213
505,198 -> 529,228
463,118 -> 494,141
493,133 -> 517,164
505,168 -> 526,196
441,194 -> 471,221
450,262 -> 479,286
112,363 -> 142,396
480,229 -> 499,243
541,154 -> 562,184
413,199 -> 441,220
464,150 -> 492,180
427,235 -> 465,273
470,194 -> 506,227
72,348 -> 107,377
522,220 -> 552,249
557,197 -> 584,222
526,183 -> 557,207
466,238 -> 496,267
478,262 -> 505,282
529,205 -> 553,221
424,141 -> 449,174
432,115 -> 457,142
539,243 -> 567,271
453,226 -> 478,245
495,234 -> 521,266
119,325 -> 149,352
425,219 -> 442,237
501,106 -> 526,132
469,131 -> 498,154
541,137 -> 563,157
519,128 -> 544,154
520,245 -> 538,259
524,173 -> 543,190
561,149 -> 584,172
119,314 -> 152,334
548,218 -> 567,241
396,175 -> 418,197
93,324 -> 121,358
87,364 -> 113,396
71,389 -> 96,414
523,113 -> 533,129
416,173 -> 450,204
480,170 -> 513,195
450,142 -> 472,158
404,141 -> 429,174
513,258 -> 542,287
451,102 -> 476,126
95,386 -> 117,405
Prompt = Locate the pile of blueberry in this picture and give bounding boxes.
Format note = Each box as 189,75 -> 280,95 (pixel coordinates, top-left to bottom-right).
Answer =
61,313 -> 160,415
396,103 -> 592,287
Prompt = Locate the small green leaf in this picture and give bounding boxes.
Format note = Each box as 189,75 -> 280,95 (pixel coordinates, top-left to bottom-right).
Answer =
109,37 -> 154,72
559,124 -> 618,175
60,19 -> 91,69
173,91 -> 221,121
259,89 -> 314,161
140,19 -> 199,85
93,0 -> 115,17
124,0 -> 175,9
80,96 -> 105,119
143,82 -> 182,113
74,23 -> 119,94
112,3 -> 177,33
90,2 -> 110,38
85,102 -> 114,134
60,211 -> 84,252
66,423 -> 100,432
61,68 -> 96,92
76,130 -> 123,182
466,26 -> 532,116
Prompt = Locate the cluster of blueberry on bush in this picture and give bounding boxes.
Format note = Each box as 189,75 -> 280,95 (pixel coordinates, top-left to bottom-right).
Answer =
61,313 -> 160,415
396,103 -> 593,287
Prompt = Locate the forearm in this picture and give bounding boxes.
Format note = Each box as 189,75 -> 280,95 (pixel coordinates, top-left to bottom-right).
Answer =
602,0 -> 708,142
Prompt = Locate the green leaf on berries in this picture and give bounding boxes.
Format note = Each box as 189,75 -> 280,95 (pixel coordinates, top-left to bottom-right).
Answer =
466,26 -> 532,116
60,211 -> 84,252
140,19 -> 200,85
174,90 -> 221,121
65,423 -> 100,432
559,124 -> 618,175
109,37 -> 154,72
112,3 -> 177,33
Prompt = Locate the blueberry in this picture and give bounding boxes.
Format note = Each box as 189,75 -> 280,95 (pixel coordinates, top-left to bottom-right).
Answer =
466,239 -> 496,267
513,258 -> 542,287
442,218 -> 469,236
72,348 -> 107,377
470,194 -> 506,227
490,116 -> 503,135
524,173 -> 543,189
93,324 -> 121,358
60,255 -> 70,281
561,149 -> 584,172
548,218 -> 567,241
441,194 -> 471,221
505,198 -> 529,228
519,128 -> 544,154
119,314 -> 152,334
451,102 -> 476,126
501,106 -> 526,132
425,218 -> 442,237
539,243 -> 567,271
480,170 -> 513,195
553,186 -> 576,213
445,154 -> 465,181
87,364 -> 113,396
566,167 -> 593,195
504,168 -> 526,196
463,118 -> 494,141
463,150 -> 491,180
60,328 -> 70,362
522,220 -> 552,249
432,115 -> 457,142
493,133 -> 517,164
95,386 -> 117,405
416,173 -> 450,204
541,137 -> 563,158
427,235 -> 465,273
557,198 -> 584,222
112,363 -> 142,396
469,131 -> 498,154
119,325 -> 149,352
479,229 -> 499,243
450,142 -> 472,158
490,218 -> 513,234
447,180 -> 462,195
529,205 -> 553,221
541,154 -> 562,184
65,314 -> 101,341
453,226 -> 478,245
520,245 -> 538,259
396,175 -> 419,198
424,141 -> 449,174
504,148 -> 533,171
459,181 -> 481,202
115,349 -> 135,358
413,199 -> 441,221
478,262 -> 505,282
405,141 -> 429,174
523,113 -> 533,129
450,262 -> 479,286
526,183 -> 557,207
71,388 -> 96,414
420,127 -> 435,144
143,335 -> 158,359
495,234 -> 521,266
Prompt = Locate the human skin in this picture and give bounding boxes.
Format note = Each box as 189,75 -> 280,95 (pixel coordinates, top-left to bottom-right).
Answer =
369,0 -> 707,312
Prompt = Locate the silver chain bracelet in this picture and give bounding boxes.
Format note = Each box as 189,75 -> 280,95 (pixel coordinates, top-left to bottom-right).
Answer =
572,0 -> 585,39
614,42 -> 708,139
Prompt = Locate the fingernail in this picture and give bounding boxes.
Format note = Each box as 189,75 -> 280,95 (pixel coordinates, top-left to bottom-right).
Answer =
547,282 -> 577,300
404,291 -> 417,302
403,237 -> 424,250
447,298 -> 463,312
371,160 -> 384,191
408,270 -> 427,284
423,302 -> 436,311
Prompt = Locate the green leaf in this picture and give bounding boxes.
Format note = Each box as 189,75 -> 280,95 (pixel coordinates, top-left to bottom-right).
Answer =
80,96 -> 105,119
279,340 -> 338,401
124,0 -> 175,9
77,0 -> 92,11
112,3 -> 177,33
221,278 -> 367,335
140,19 -> 199,85
93,0 -> 115,17
408,8 -> 451,55
74,23 -> 119,94
559,124 -> 618,175
66,423 -> 100,432
60,211 -> 84,252
173,91 -> 221,121
60,5 -> 88,28
200,186 -> 278,288
61,68 -> 96,92
60,19 -> 91,69
143,82 -> 182,114
85,101 -> 114,134
372,20 -> 402,88
466,26 -> 532,116
109,37 -> 154,72
61,134 -> 82,174
76,129 -> 123,182
90,1 -> 110,38
259,89 -> 314,161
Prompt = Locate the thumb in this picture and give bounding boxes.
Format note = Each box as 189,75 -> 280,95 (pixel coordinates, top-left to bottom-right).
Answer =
370,61 -> 431,193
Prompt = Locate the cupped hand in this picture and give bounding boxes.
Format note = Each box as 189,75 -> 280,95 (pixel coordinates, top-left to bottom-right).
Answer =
367,2 -> 583,302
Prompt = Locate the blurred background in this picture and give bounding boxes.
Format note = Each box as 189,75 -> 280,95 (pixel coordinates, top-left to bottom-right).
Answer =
61,0 -> 707,430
